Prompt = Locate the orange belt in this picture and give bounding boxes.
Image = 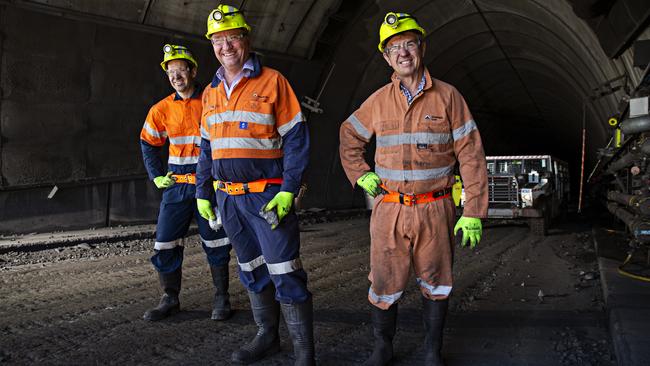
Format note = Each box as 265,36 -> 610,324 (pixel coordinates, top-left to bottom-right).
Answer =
214,178 -> 283,195
172,174 -> 196,184
380,184 -> 452,206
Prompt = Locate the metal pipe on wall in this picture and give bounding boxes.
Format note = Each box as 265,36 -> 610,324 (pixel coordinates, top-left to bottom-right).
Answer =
606,139 -> 650,173
607,191 -> 650,215
607,201 -> 650,243
620,115 -> 650,134
607,201 -> 636,226
607,149 -> 638,173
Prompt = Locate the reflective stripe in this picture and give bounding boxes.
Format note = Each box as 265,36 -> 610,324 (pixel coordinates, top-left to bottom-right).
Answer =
201,126 -> 210,140
486,155 -> 551,160
168,156 -> 199,165
169,135 -> 201,145
416,278 -> 452,297
143,122 -> 167,139
347,114 -> 372,140
201,237 -> 230,248
277,112 -> 305,136
238,255 -> 266,272
377,132 -> 451,147
210,137 -> 281,151
376,165 -> 454,181
266,258 -> 303,275
154,238 -> 185,250
207,110 -> 275,127
368,287 -> 403,305
452,119 -> 477,141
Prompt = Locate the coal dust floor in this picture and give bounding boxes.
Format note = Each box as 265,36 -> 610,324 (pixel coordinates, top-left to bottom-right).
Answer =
0,214 -> 615,366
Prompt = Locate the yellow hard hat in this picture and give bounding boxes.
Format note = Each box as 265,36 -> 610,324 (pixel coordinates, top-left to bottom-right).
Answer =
206,4 -> 252,39
378,12 -> 426,52
160,44 -> 198,71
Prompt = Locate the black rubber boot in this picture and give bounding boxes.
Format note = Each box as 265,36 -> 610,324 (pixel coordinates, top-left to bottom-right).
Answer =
209,264 -> 232,320
231,285 -> 281,364
143,268 -> 181,321
281,298 -> 316,366
422,297 -> 448,366
363,304 -> 398,366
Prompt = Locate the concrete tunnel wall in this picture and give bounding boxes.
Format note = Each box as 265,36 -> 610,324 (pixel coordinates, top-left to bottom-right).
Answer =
0,5 -> 324,234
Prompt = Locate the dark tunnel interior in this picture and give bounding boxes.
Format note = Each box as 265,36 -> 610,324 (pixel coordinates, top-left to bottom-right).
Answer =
0,0 -> 648,233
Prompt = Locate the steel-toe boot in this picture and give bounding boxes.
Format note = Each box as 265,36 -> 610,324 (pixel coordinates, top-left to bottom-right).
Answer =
363,304 -> 397,366
281,297 -> 316,366
231,285 -> 281,364
209,264 -> 231,320
143,268 -> 182,321
422,297 -> 448,366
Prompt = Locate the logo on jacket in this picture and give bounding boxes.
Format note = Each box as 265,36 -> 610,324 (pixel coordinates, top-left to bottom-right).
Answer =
239,121 -> 248,129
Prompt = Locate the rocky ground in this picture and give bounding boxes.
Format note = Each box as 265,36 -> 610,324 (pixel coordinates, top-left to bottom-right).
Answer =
0,212 -> 615,365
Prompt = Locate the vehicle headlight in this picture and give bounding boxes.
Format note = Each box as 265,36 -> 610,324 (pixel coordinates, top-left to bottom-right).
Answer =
520,188 -> 533,207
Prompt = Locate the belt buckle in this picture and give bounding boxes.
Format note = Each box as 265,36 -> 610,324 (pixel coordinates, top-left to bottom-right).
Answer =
217,181 -> 228,189
225,182 -> 234,192
407,194 -> 416,206
401,193 -> 415,206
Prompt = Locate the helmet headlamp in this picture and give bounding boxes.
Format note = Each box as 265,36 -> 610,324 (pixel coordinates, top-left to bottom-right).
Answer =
160,44 -> 197,71
211,9 -> 242,22
385,13 -> 398,27
378,11 -> 425,52
205,4 -> 251,39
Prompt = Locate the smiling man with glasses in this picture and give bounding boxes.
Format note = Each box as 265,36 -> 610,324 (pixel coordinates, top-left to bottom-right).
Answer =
139,44 -> 233,323
195,4 -> 314,365
339,11 -> 489,366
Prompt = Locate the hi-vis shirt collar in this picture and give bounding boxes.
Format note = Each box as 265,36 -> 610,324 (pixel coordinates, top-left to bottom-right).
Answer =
399,73 -> 426,105
216,58 -> 254,85
391,67 -> 434,95
174,84 -> 202,101
210,52 -> 262,88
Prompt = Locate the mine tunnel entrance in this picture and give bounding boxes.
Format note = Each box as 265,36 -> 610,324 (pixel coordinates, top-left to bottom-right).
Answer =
0,1 -> 649,364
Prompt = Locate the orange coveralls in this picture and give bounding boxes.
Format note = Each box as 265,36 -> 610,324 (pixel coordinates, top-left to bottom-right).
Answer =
339,68 -> 488,309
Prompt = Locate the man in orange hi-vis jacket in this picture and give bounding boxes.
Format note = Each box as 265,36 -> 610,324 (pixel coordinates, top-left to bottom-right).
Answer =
194,5 -> 314,366
140,44 -> 232,323
339,12 -> 489,366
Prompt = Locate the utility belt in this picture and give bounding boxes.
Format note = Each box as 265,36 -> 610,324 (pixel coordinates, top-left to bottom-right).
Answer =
380,184 -> 452,206
214,178 -> 283,195
172,173 -> 196,184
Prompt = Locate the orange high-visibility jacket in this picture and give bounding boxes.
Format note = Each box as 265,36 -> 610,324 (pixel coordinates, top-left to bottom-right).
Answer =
195,54 -> 309,199
140,90 -> 202,179
339,68 -> 488,218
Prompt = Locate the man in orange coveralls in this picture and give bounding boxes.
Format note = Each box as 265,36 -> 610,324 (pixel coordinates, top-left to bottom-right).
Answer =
339,11 -> 488,366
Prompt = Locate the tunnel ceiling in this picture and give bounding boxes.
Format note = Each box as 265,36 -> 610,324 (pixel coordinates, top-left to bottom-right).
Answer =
22,0 -> 343,59
332,0 -> 648,166
15,0 -> 649,166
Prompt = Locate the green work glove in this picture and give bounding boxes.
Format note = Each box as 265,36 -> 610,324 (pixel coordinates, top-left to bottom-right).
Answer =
356,172 -> 382,197
153,171 -> 175,189
454,216 -> 482,248
197,198 -> 216,221
264,191 -> 294,229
